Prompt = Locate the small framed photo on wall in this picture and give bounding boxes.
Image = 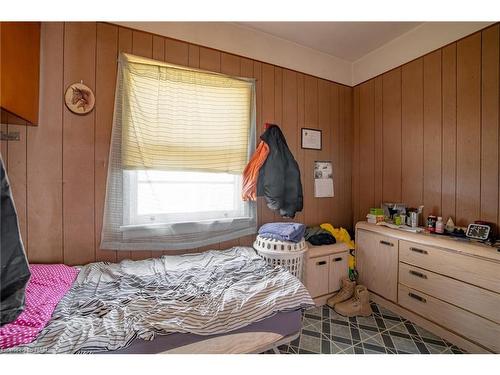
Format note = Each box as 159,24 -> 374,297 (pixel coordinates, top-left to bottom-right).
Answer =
301,128 -> 322,150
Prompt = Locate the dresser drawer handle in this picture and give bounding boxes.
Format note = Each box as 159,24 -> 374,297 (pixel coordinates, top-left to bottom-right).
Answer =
380,240 -> 394,247
316,260 -> 327,266
409,270 -> 428,279
408,292 -> 427,303
410,247 -> 428,254
332,257 -> 343,262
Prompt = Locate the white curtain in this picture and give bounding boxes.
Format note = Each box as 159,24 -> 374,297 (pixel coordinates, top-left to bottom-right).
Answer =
100,53 -> 257,251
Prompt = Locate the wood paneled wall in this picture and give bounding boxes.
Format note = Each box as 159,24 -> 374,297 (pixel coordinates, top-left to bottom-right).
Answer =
0,22 -> 353,265
353,24 -> 500,230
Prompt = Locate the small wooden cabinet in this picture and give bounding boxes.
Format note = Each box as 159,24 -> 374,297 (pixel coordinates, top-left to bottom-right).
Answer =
0,22 -> 41,125
356,229 -> 398,302
304,243 -> 349,305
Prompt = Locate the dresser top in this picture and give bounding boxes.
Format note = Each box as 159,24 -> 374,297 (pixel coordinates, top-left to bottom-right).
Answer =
356,221 -> 500,262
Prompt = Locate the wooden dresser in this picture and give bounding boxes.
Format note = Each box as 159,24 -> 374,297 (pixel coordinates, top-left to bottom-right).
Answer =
356,221 -> 500,353
304,242 -> 350,306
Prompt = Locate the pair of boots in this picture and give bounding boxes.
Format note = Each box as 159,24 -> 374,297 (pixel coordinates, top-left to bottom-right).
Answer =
327,278 -> 372,317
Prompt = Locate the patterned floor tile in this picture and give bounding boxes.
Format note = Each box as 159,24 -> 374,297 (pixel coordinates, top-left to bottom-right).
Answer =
339,346 -> 355,354
302,316 -> 322,333
262,301 -> 467,355
298,329 -> 322,353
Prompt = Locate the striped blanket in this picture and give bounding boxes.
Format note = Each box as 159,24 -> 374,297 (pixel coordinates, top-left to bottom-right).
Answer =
1,247 -> 313,354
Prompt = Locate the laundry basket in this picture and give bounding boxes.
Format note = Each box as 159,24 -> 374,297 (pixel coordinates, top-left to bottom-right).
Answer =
253,235 -> 308,281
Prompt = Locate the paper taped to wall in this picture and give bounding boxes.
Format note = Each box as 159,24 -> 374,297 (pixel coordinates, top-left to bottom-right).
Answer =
314,161 -> 334,198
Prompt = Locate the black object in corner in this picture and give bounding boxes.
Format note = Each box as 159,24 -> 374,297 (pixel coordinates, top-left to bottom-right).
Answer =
0,156 -> 31,327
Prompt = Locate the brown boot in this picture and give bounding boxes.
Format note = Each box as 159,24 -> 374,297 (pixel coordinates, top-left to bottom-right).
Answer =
327,277 -> 356,308
334,285 -> 373,317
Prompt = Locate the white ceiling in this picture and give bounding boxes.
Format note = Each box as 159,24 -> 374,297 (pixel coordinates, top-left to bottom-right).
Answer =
237,22 -> 423,62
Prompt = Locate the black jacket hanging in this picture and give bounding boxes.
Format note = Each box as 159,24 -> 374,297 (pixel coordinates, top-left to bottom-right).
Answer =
0,157 -> 30,327
257,124 -> 303,218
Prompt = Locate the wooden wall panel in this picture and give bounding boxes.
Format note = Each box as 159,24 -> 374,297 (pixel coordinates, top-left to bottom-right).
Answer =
481,25 -> 499,225
423,51 -> 442,218
165,39 -> 189,66
354,25 -> 500,233
352,86 -> 360,225
62,22 -> 96,265
373,76 -> 383,209
152,35 -> 165,61
343,86 -> 353,229
188,45 -> 200,68
199,47 -> 221,72
358,81 -> 375,222
401,59 -> 423,209
0,111 -> 7,165
6,114 -> 28,252
304,75 -> 319,226
335,84 -> 344,226
26,22 -> 64,263
6,22 -> 353,265
317,79 -> 332,225
330,83 -> 341,226
456,33 -> 481,227
296,73 -> 306,224
441,43 -> 457,224
382,68 -> 402,203
221,52 -> 240,76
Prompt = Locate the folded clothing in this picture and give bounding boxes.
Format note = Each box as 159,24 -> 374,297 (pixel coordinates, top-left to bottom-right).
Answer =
258,222 -> 306,243
304,226 -> 336,246
0,264 -> 78,349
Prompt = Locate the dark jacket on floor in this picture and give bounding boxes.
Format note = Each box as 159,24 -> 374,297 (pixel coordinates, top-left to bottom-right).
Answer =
257,125 -> 303,218
0,157 -> 30,327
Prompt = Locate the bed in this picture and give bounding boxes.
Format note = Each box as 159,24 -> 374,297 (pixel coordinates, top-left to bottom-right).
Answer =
1,247 -> 313,354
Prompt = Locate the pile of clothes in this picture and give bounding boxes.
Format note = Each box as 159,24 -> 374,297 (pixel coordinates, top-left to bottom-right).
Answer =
257,222 -> 306,243
242,124 -> 303,219
304,226 -> 336,246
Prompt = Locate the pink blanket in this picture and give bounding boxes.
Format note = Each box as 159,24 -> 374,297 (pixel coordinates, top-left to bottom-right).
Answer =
0,264 -> 78,349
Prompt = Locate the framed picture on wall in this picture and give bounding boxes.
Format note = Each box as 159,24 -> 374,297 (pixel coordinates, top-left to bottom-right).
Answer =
301,128 -> 322,150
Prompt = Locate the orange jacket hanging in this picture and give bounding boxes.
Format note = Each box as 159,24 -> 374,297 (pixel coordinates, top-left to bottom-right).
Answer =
241,140 -> 270,201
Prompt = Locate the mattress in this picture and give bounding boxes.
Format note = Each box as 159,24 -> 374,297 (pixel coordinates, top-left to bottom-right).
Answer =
2,247 -> 313,354
105,310 -> 302,354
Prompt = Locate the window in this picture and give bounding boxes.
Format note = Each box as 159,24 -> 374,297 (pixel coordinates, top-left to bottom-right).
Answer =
123,170 -> 248,226
101,53 -> 256,251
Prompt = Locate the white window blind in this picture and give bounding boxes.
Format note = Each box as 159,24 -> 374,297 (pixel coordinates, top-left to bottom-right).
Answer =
101,53 -> 257,251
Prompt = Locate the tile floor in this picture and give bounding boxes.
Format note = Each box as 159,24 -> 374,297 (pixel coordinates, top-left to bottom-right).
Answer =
266,302 -> 467,354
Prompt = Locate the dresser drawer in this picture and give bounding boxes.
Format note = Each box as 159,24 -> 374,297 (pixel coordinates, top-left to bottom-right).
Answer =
399,262 -> 500,324
399,240 -> 500,293
398,284 -> 500,353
